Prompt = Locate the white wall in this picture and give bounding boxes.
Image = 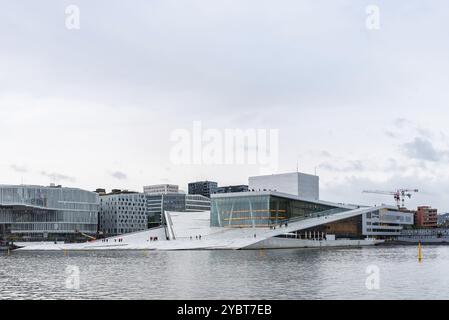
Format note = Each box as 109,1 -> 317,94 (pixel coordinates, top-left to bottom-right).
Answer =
248,172 -> 319,199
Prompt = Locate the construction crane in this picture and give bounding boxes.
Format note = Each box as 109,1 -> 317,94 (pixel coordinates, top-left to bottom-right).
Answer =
362,189 -> 419,209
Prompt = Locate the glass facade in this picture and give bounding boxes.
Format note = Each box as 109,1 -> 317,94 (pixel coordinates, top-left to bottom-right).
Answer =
185,194 -> 211,212
146,193 -> 187,224
0,185 -> 99,241
211,193 -> 346,228
188,181 -> 218,198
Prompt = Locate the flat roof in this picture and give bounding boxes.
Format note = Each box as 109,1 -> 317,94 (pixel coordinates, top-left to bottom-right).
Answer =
249,172 -> 318,179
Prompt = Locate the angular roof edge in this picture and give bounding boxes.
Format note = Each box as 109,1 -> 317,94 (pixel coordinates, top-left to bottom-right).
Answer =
211,191 -> 361,210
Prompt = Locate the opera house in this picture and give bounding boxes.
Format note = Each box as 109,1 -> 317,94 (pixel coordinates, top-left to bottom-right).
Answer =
16,190 -> 413,251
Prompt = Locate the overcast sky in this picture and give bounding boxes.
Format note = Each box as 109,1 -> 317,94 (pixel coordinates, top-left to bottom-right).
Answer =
1,1 -> 449,211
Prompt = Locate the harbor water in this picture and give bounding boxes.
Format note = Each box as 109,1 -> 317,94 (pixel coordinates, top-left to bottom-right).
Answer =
1,245 -> 449,299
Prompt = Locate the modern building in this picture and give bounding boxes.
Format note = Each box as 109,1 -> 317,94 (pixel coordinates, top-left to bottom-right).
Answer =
362,207 -> 414,238
185,194 -> 211,212
147,193 -> 185,225
19,195 -> 408,251
98,192 -> 148,236
210,191 -> 343,228
0,185 -> 99,242
414,206 -> 438,228
147,193 -> 211,224
248,172 -> 319,200
16,188 -> 415,251
438,213 -> 449,227
213,185 -> 249,194
188,181 -> 218,198
143,184 -> 179,195
210,191 -> 412,239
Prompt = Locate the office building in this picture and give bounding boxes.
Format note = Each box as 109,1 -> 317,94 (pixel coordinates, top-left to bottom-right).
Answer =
185,194 -> 211,212
248,172 -> 319,200
214,185 -> 249,194
98,191 -> 148,236
414,206 -> 438,228
188,181 -> 218,198
0,185 -> 99,242
143,184 -> 179,195
362,208 -> 414,238
147,193 -> 211,224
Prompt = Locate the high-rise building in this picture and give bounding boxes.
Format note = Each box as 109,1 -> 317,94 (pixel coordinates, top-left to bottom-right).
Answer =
143,184 -> 179,195
188,181 -> 218,198
0,185 -> 99,242
414,206 -> 438,228
248,172 -> 319,200
214,185 -> 249,194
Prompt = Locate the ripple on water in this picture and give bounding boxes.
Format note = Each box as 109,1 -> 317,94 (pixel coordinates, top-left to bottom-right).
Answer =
1,246 -> 449,299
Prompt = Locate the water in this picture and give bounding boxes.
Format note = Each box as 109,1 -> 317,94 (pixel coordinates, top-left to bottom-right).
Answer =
1,246 -> 449,299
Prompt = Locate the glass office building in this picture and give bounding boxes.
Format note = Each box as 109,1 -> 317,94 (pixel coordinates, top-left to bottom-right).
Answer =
211,192 -> 347,228
0,185 -> 99,241
188,181 -> 218,198
185,194 -> 211,212
147,193 -> 211,224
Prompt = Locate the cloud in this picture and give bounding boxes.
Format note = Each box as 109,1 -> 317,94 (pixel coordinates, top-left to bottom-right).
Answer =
319,160 -> 365,172
110,171 -> 127,180
402,138 -> 444,162
385,131 -> 397,139
321,174 -> 445,211
41,171 -> 76,183
394,118 -> 409,128
10,164 -> 28,173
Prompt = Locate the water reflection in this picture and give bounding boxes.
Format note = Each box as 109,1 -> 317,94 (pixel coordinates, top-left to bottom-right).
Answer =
1,246 -> 448,299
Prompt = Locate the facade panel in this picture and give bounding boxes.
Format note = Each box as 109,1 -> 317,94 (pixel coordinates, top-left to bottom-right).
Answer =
211,193 -> 342,228
248,172 -> 319,199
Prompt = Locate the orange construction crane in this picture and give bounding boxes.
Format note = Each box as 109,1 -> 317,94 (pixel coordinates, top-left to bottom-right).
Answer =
362,189 -> 418,209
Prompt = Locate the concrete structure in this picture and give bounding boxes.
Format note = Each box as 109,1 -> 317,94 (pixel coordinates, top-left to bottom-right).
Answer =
249,172 -> 319,200
213,185 -> 249,194
415,206 -> 438,228
98,192 -> 148,236
143,184 -> 179,195
0,185 -> 99,242
188,181 -> 218,198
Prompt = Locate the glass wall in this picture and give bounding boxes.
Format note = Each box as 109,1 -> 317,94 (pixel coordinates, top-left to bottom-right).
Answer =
0,185 -> 99,240
211,194 -> 341,228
